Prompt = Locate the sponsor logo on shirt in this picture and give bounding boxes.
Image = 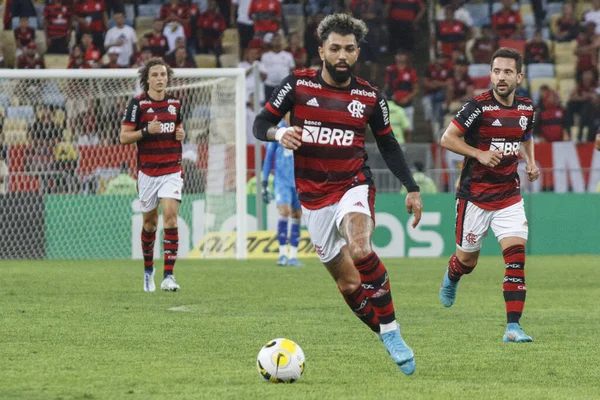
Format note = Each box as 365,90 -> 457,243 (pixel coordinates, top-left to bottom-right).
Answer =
482,105 -> 500,112
272,83 -> 292,108
351,88 -> 376,98
518,104 -> 533,111
297,79 -> 322,89
379,98 -> 389,126
302,126 -> 355,146
490,139 -> 520,156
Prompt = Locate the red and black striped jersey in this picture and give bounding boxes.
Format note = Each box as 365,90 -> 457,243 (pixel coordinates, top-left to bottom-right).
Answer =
435,20 -> 468,57
14,27 -> 35,47
264,69 -> 393,209
122,92 -> 183,177
43,4 -> 72,38
452,90 -> 535,210
75,0 -> 106,32
248,0 -> 281,34
144,33 -> 169,57
491,9 -> 521,38
386,0 -> 422,22
385,65 -> 417,105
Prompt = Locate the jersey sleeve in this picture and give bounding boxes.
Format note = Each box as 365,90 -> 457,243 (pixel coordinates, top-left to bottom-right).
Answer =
122,98 -> 140,128
264,74 -> 296,118
368,92 -> 393,136
522,107 -> 535,141
176,101 -> 183,125
451,99 -> 482,134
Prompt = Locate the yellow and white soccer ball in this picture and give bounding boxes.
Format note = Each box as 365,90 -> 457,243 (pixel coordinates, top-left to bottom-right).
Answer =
256,338 -> 305,383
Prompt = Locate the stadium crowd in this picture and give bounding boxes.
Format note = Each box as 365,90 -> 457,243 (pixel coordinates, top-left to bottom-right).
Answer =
0,0 -> 598,195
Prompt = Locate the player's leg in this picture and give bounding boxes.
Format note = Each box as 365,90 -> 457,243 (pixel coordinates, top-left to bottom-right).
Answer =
138,171 -> 161,292
276,203 -> 291,266
336,186 -> 415,375
492,200 -> 532,342
440,199 -> 490,307
303,204 -> 380,333
286,188 -> 303,267
158,172 -> 183,292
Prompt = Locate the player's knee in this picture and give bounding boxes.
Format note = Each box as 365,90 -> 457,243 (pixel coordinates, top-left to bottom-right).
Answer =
143,221 -> 158,233
336,277 -> 361,295
162,215 -> 178,229
347,241 -> 372,262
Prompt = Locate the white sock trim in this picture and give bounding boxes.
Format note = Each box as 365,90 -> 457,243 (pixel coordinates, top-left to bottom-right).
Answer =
380,321 -> 398,334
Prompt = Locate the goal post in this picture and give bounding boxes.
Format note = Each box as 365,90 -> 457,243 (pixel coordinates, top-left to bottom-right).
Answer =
0,68 -> 247,260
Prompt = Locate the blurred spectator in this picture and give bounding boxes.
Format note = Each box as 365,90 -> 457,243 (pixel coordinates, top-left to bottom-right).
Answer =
401,162 -> 438,194
103,46 -> 125,68
68,51 -> 92,69
249,0 -> 281,39
384,52 -> 418,141
104,11 -> 137,67
304,12 -> 324,66
0,151 -> 7,195
44,0 -> 73,55
105,0 -> 125,17
17,42 -> 45,69
239,39 -> 267,104
231,0 -> 255,60
53,140 -> 79,194
351,0 -> 383,84
166,46 -> 197,68
286,32 -> 307,70
435,0 -> 472,26
104,162 -> 137,195
14,17 -> 36,59
29,105 -> 62,151
261,32 -> 295,101
385,0 -> 426,53
422,52 -> 451,128
163,24 -> 186,54
79,32 -> 102,67
554,3 -> 578,42
387,99 -> 410,144
491,0 -> 523,39
564,68 -> 599,142
10,0 -> 37,30
445,56 -> 473,113
145,19 -> 169,58
524,30 -> 550,64
304,0 -> 333,17
471,25 -> 498,64
75,0 -> 109,52
132,46 -> 153,68
583,0 -> 600,35
160,0 -> 192,41
535,86 -> 567,142
197,0 -> 227,56
575,23 -> 600,73
433,5 -> 470,58
185,0 -> 201,54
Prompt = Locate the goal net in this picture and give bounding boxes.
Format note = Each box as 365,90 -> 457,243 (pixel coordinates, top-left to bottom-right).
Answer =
0,68 -> 247,260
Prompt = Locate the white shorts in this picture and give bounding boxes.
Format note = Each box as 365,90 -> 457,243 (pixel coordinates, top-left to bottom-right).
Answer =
137,170 -> 183,212
302,185 -> 374,263
455,198 -> 528,252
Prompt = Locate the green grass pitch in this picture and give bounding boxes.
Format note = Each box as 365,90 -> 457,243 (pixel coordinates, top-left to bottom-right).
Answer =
1,256 -> 599,400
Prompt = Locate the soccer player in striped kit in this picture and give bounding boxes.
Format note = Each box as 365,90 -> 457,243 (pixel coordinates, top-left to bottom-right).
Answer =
439,48 -> 540,342
253,14 -> 423,375
121,58 -> 185,293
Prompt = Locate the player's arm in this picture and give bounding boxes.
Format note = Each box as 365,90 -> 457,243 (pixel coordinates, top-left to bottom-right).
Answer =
370,93 -> 422,227
253,74 -> 301,149
519,108 -> 539,181
120,99 -> 160,144
440,100 -> 502,168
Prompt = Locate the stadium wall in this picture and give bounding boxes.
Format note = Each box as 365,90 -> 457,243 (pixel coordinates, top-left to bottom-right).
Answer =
29,193 -> 600,260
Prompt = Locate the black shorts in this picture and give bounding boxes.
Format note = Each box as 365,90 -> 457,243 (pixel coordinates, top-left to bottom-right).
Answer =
238,23 -> 254,50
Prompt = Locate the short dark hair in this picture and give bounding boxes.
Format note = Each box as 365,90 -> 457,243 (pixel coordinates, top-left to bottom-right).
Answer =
138,58 -> 173,92
317,13 -> 368,44
491,47 -> 523,73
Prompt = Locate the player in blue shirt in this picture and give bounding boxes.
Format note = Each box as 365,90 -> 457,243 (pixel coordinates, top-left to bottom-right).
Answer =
262,119 -> 303,267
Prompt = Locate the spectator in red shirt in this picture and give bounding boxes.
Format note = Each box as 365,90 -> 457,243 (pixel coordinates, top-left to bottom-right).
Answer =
286,32 -> 307,70
103,46 -> 124,68
565,68 -> 599,142
524,30 -> 550,64
535,86 -> 567,142
554,3 -> 578,43
197,0 -> 227,56
160,0 -> 191,39
166,46 -> 197,68
384,52 -> 418,141
351,0 -> 383,83
75,0 -> 109,52
17,42 -> 45,69
249,0 -> 281,38
471,25 -> 498,64
422,52 -> 451,127
575,22 -> 600,73
68,49 -> 92,69
131,46 -> 153,68
433,5 -> 470,58
144,19 -> 169,58
385,0 -> 426,53
79,32 -> 102,67
44,0 -> 73,54
444,56 -> 473,112
491,0 -> 523,39
14,16 -> 36,59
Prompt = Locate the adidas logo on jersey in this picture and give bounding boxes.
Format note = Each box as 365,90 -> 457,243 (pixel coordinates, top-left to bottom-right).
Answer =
147,108 -> 154,113
492,119 -> 502,126
306,97 -> 320,107
354,201 -> 365,208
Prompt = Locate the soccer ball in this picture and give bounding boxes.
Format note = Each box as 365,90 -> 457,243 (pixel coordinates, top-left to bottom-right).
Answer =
256,338 -> 305,383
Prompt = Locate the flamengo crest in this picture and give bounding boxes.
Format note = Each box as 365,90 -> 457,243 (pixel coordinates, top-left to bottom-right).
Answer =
348,100 -> 365,118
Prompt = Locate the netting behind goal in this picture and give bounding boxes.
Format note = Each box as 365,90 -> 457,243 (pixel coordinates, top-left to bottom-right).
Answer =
0,69 -> 246,260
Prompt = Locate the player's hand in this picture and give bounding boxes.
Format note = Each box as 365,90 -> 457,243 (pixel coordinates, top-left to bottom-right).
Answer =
526,162 -> 539,182
595,133 -> 600,151
175,125 -> 185,141
405,191 -> 423,228
147,116 -> 161,134
261,180 -> 271,204
477,150 -> 503,168
276,126 -> 302,150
